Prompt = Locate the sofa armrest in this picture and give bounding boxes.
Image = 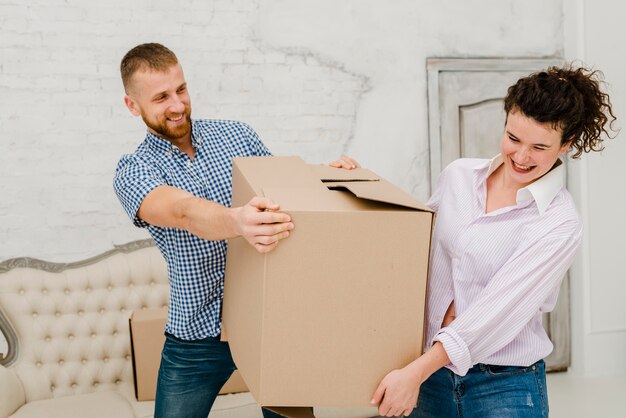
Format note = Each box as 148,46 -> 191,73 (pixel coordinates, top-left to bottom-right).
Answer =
0,365 -> 25,418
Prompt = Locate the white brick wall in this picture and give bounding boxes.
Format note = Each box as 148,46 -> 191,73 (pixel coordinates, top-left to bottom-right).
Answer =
0,0 -> 563,265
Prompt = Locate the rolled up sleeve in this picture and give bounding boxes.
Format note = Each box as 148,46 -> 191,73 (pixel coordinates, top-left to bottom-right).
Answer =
433,219 -> 582,376
113,155 -> 164,228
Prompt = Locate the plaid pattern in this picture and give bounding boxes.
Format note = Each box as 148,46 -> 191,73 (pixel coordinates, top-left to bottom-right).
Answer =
113,119 -> 271,339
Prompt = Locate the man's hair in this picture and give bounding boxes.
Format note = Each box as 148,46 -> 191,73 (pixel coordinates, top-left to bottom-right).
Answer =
120,43 -> 178,93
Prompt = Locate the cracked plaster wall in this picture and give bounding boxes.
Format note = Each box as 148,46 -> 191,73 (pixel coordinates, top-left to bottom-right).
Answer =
0,0 -> 563,265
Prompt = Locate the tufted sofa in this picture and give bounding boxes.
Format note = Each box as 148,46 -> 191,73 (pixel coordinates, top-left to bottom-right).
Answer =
0,240 -> 379,418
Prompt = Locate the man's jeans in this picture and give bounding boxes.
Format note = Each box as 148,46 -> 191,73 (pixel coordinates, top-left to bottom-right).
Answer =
154,333 -> 284,418
409,360 -> 548,418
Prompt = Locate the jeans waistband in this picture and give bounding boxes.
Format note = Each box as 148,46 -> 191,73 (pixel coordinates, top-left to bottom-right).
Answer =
475,359 -> 545,372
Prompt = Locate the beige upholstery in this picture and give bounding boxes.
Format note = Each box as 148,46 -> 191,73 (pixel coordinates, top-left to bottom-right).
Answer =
0,365 -> 25,417
9,391 -> 136,418
0,240 -> 379,418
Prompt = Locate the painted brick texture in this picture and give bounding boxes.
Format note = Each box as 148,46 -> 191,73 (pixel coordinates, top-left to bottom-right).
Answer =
0,0 -> 563,263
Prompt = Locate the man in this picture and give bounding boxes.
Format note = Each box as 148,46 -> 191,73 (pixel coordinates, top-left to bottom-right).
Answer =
114,43 -> 356,418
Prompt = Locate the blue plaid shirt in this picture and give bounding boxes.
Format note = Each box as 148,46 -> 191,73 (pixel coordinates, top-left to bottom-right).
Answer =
113,119 -> 271,339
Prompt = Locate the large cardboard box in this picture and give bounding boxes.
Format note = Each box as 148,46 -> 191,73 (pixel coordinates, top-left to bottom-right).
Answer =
129,307 -> 248,401
222,156 -> 433,412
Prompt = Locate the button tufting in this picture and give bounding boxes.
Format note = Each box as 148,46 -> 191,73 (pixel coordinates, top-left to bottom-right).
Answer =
50,385 -> 55,391
64,288 -> 70,295
78,310 -> 84,316
90,333 -> 96,338
19,288 -> 25,294
32,312 -> 38,318
86,287 -> 92,293
93,381 -> 99,387
103,357 -> 109,363
81,359 -> 87,364
71,383 -> 77,388
42,288 -> 48,294
115,379 -> 121,385
113,331 -> 118,337
58,359 -> 64,365
44,336 -> 51,342
107,285 -> 112,290
68,334 -> 74,340
99,308 -> 105,313
129,282 -> 134,288
55,311 -> 61,317
36,361 -> 42,367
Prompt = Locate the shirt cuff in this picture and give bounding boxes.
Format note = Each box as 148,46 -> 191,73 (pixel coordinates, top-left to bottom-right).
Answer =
433,327 -> 472,376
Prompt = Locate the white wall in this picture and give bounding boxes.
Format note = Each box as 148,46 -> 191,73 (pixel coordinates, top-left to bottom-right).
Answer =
0,0 -> 563,262
564,0 -> 626,377
3,0 -> 623,378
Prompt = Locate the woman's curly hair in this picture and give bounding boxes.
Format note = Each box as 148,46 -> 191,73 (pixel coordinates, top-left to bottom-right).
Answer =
504,64 -> 618,159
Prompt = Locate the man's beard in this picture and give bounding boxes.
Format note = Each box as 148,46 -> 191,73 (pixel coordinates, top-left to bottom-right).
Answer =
143,105 -> 192,141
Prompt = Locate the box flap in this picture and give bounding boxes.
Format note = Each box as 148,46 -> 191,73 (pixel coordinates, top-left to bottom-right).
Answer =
325,179 -> 433,212
309,164 -> 380,182
262,187 -> 366,212
233,156 -> 327,196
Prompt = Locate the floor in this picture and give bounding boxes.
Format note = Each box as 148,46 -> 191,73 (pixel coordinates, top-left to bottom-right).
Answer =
547,372 -> 626,417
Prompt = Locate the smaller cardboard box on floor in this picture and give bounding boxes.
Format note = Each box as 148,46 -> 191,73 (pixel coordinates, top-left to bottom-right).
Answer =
129,307 -> 248,401
222,156 -> 434,417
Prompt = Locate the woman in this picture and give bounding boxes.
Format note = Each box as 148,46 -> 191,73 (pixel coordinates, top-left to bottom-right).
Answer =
370,65 -> 617,417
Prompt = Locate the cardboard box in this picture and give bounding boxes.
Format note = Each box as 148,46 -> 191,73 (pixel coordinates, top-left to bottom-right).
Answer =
222,156 -> 433,413
129,307 -> 248,401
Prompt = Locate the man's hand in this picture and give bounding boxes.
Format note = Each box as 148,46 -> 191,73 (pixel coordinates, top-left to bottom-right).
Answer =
371,366 -> 422,417
329,155 -> 361,169
233,197 -> 294,253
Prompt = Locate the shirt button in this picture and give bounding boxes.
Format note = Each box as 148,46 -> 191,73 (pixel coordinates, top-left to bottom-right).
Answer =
186,161 -> 192,167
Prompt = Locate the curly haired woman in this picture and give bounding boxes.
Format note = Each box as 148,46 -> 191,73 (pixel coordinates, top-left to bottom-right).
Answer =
371,65 -> 618,418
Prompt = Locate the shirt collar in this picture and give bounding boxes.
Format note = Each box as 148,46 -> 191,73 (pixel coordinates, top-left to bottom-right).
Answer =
476,154 -> 565,215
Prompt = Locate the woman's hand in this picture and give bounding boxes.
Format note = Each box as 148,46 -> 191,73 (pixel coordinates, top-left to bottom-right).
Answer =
328,155 -> 361,169
371,342 -> 450,417
371,365 -> 422,417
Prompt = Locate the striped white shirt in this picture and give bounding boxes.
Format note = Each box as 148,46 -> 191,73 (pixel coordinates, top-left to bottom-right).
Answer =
425,155 -> 582,376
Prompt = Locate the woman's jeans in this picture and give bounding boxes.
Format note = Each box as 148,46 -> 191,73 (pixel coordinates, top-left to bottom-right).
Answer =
409,360 -> 548,418
154,333 -> 284,418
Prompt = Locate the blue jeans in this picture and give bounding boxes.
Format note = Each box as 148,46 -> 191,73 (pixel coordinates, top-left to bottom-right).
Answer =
409,360 -> 548,418
154,333 -> 284,418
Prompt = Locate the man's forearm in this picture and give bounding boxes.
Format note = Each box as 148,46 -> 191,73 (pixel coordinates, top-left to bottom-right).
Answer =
137,185 -> 238,240
174,196 -> 238,241
137,185 -> 292,252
